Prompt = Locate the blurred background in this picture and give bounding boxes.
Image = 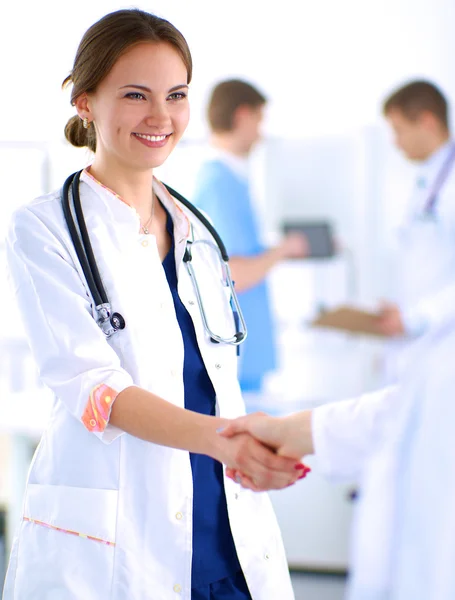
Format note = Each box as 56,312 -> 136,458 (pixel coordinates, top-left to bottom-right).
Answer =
1,1 -> 454,597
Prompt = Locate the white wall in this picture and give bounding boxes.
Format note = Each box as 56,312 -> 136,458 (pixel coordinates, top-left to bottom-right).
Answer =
2,0 -> 455,143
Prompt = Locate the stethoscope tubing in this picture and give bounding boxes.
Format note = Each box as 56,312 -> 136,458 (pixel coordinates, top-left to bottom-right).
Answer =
162,182 -> 229,262
62,171 -> 106,307
61,170 -> 246,344
424,142 -> 455,214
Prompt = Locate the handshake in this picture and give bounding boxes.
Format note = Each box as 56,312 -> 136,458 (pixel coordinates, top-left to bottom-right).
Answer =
215,410 -> 314,492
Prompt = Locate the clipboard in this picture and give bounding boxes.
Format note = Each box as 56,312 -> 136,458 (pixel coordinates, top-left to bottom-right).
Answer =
311,306 -> 385,338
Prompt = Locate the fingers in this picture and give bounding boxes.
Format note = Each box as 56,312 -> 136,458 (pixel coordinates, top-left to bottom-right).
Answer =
225,467 -> 236,481
233,437 -> 305,490
226,465 -> 311,492
229,468 -> 293,491
245,436 -> 296,474
233,473 -> 263,492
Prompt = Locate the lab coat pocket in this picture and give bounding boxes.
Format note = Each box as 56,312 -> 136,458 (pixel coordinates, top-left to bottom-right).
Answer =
14,484 -> 118,600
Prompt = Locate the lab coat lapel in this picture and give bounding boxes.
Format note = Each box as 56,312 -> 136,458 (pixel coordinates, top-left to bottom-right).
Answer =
153,179 -> 190,274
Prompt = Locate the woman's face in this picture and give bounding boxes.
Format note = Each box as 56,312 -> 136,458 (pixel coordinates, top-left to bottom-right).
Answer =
77,42 -> 190,170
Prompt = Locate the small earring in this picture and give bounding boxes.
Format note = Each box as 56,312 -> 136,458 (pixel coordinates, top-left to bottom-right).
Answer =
82,117 -> 90,129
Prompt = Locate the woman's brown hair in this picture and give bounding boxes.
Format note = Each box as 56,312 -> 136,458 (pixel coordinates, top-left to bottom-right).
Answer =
63,9 -> 192,152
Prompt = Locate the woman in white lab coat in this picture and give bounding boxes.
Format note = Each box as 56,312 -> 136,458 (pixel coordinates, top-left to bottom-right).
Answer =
3,9 -> 302,600
221,319 -> 455,599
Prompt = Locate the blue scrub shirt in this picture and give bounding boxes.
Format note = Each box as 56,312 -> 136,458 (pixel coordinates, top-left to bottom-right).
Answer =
162,208 -> 252,599
193,159 -> 277,392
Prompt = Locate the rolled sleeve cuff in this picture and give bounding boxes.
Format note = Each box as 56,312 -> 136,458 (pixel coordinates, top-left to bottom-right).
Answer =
82,373 -> 135,444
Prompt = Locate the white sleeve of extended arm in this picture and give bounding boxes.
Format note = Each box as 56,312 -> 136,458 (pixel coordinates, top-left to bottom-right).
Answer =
311,385 -> 399,481
6,206 -> 134,444
402,280 -> 455,335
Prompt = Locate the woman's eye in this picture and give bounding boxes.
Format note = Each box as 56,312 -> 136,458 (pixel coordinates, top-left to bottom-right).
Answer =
125,92 -> 146,101
168,92 -> 187,101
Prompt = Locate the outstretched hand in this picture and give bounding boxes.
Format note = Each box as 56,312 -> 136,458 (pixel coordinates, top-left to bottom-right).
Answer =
376,301 -> 405,336
213,425 -> 307,492
218,411 -> 314,491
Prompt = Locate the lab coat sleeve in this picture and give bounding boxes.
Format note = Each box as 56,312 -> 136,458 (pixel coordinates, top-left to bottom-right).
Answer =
402,280 -> 455,334
311,385 -> 398,481
6,206 -> 134,444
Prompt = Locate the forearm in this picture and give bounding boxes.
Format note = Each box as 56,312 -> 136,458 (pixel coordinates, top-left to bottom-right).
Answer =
230,247 -> 285,292
110,386 -> 300,490
278,411 -> 315,458
110,386 -> 227,457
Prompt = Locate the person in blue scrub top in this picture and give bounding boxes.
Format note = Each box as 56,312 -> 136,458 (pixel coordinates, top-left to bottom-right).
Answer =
192,80 -> 307,397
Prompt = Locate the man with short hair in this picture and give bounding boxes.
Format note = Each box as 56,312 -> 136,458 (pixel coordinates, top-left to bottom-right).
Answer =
377,80 -> 455,380
192,79 -> 307,396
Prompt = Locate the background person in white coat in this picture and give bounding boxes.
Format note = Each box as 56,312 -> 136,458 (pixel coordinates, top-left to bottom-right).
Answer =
376,80 -> 455,381
2,9 -> 305,600
221,317 -> 455,599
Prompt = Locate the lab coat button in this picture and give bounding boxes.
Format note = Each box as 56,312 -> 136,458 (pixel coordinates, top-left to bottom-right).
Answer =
215,363 -> 222,370
264,553 -> 270,560
173,584 -> 182,593
188,300 -> 195,306
175,512 -> 183,520
234,493 -> 239,500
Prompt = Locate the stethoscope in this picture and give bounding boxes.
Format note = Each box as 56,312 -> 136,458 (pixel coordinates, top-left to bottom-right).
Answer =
61,170 -> 247,345
419,142 -> 455,218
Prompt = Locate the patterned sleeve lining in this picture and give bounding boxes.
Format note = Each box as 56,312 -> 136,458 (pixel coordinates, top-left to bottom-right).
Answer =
81,384 -> 117,432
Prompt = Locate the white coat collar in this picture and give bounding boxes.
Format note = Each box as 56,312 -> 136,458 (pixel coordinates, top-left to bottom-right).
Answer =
417,138 -> 454,181
79,168 -> 191,244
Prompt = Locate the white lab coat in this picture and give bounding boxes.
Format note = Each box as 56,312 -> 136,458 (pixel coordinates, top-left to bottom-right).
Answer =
2,172 -> 293,600
313,317 -> 455,599
385,140 -> 455,380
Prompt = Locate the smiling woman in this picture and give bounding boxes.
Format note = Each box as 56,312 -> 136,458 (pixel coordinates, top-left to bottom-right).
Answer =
3,8 -> 297,600
71,42 -> 190,183
62,10 -> 192,155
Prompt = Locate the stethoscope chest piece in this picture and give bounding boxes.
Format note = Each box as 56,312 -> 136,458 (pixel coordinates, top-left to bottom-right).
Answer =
96,303 -> 126,338
111,313 -> 126,330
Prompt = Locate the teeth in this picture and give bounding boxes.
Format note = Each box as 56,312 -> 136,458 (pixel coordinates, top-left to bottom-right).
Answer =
134,133 -> 168,142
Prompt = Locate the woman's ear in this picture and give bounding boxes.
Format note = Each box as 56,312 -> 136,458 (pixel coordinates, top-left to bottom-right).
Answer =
74,93 -> 92,122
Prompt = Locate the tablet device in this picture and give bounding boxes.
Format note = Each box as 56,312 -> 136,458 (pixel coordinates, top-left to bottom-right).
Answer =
281,221 -> 335,258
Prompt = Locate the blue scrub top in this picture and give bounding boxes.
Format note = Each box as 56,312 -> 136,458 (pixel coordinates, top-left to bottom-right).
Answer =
193,159 -> 277,392
161,208 -> 241,587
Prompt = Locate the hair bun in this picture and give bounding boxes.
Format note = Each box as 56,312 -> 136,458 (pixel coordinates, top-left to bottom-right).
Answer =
64,115 -> 96,151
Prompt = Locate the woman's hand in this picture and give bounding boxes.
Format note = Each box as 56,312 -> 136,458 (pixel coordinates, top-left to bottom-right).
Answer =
376,301 -> 405,336
212,429 -> 305,491
218,411 -> 315,490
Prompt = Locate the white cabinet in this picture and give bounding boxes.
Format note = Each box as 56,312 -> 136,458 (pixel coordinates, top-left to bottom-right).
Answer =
269,464 -> 355,571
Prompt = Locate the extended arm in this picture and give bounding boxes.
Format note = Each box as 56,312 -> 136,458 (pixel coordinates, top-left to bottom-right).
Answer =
7,206 -> 298,490
220,386 -> 399,484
